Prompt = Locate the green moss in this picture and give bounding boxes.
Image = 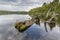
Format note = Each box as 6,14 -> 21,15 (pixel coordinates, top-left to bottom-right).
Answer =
20,25 -> 27,31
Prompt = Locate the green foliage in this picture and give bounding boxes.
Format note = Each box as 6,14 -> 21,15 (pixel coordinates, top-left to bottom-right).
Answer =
0,10 -> 28,15
53,0 -> 59,2
29,0 -> 60,25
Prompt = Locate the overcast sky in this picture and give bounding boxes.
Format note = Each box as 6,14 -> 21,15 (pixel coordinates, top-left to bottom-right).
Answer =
0,0 -> 53,11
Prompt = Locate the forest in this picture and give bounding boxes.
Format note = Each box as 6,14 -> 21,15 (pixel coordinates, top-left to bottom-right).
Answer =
29,0 -> 60,25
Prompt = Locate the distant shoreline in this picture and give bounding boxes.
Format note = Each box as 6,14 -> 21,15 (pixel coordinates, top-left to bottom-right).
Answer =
0,10 -> 28,15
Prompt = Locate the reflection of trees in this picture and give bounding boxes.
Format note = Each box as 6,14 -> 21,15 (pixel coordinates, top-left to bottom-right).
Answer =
46,12 -> 58,31
28,0 -> 60,32
48,18 -> 56,31
48,22 -> 56,31
44,21 -> 56,32
44,22 -> 48,32
44,18 -> 56,32
34,15 -> 40,26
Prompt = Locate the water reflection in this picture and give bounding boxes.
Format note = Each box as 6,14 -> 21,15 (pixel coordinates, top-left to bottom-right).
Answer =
44,22 -> 56,32
44,22 -> 48,32
0,15 -> 60,40
48,22 -> 56,31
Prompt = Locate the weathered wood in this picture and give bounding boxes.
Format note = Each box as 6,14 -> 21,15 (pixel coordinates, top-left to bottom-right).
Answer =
46,8 -> 52,18
46,12 -> 59,23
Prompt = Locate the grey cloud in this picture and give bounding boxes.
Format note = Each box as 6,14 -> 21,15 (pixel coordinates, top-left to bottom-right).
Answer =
0,0 -> 53,11
0,0 -> 17,2
0,0 -> 53,6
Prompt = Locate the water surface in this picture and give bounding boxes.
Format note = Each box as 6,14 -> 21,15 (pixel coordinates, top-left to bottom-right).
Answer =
0,14 -> 60,40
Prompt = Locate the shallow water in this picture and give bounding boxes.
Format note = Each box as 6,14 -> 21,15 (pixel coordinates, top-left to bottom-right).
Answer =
0,14 -> 60,40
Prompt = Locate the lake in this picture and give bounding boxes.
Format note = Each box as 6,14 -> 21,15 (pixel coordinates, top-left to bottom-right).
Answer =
0,14 -> 60,40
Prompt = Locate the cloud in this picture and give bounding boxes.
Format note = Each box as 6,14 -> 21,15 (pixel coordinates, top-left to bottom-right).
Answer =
0,0 -> 53,11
